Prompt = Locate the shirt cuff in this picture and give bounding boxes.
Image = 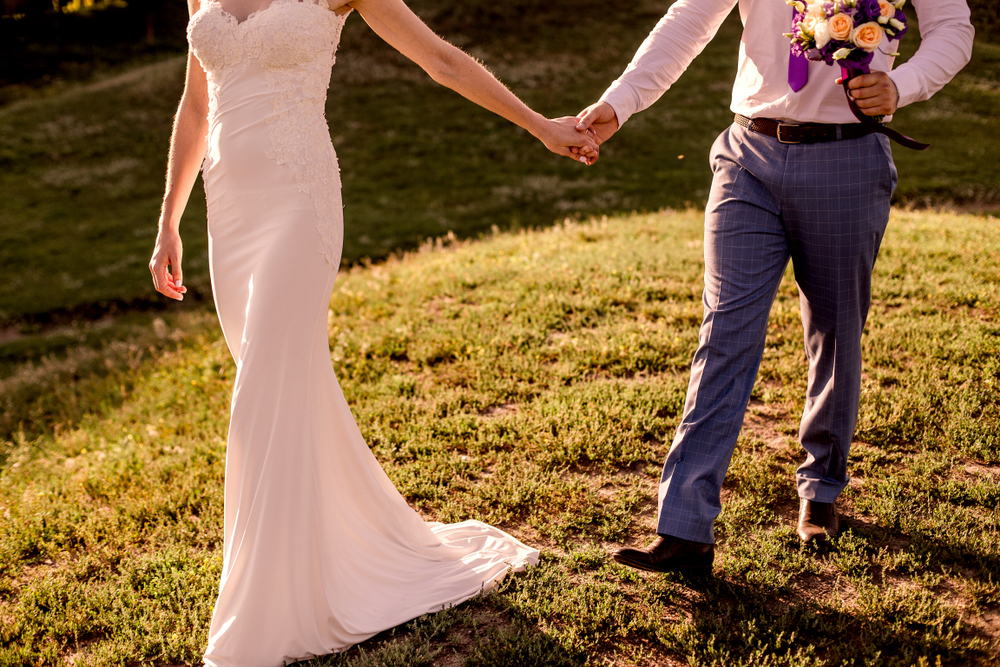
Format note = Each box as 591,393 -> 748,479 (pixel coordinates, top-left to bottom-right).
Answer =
598,81 -> 640,129
888,65 -> 925,109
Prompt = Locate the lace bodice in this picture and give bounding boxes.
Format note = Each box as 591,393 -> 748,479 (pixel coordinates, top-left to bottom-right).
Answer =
188,0 -> 346,77
188,0 -> 349,264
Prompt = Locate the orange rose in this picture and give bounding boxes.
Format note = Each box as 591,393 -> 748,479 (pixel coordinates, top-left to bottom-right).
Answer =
878,1 -> 895,18
828,13 -> 853,41
852,22 -> 886,51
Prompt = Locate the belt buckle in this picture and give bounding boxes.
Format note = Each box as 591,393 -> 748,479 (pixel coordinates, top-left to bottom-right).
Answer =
776,123 -> 800,144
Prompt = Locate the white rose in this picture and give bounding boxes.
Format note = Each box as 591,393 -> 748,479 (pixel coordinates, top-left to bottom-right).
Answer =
814,21 -> 832,49
889,17 -> 905,30
832,47 -> 853,60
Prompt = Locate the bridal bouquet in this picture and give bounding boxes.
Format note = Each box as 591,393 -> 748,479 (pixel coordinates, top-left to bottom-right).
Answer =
783,0 -> 929,150
785,0 -> 908,70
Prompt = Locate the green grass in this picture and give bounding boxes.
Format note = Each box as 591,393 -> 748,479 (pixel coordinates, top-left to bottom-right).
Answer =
0,1 -> 998,329
1,208 -> 998,666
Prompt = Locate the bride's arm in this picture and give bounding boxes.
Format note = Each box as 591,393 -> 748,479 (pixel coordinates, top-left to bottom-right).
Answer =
149,0 -> 209,301
340,0 -> 598,163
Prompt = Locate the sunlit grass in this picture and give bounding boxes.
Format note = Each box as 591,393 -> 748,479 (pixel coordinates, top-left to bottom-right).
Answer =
1,208 -> 997,665
1,3 -> 997,329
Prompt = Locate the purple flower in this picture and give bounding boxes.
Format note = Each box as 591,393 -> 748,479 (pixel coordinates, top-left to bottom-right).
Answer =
888,8 -> 909,40
842,48 -> 875,68
854,0 -> 882,23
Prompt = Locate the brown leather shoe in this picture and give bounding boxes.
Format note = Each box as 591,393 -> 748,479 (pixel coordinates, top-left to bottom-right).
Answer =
612,535 -> 714,576
797,499 -> 840,544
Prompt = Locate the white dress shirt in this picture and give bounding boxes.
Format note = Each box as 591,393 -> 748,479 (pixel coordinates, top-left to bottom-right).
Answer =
600,0 -> 975,126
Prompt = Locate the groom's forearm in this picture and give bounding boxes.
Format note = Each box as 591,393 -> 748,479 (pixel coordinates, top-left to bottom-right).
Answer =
600,0 -> 737,128
887,0 -> 974,109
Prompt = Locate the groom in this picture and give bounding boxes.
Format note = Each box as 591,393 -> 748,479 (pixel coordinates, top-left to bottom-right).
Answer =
576,0 -> 974,573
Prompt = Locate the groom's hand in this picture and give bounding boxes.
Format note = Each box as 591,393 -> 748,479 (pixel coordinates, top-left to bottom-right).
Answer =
539,116 -> 600,165
841,71 -> 899,117
575,102 -> 620,158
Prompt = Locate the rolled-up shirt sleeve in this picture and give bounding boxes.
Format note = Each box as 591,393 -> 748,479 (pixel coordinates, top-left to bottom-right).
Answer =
889,0 -> 975,109
599,0 -> 739,127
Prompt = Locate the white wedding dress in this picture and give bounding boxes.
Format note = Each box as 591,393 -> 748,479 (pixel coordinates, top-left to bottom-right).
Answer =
186,2 -> 539,664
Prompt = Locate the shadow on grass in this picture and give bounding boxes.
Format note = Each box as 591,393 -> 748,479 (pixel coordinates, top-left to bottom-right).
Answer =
300,595 -> 585,667
847,513 -> 1000,579
656,561 -> 995,667
337,536 -> 996,667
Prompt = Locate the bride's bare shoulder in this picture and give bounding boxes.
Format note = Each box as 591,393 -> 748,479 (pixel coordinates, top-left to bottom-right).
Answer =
325,0 -> 354,17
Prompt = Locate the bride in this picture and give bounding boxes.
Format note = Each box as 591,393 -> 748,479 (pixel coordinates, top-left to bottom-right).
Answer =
147,0 -> 597,664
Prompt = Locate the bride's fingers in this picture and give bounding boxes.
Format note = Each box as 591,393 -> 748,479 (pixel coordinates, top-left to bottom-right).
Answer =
150,258 -> 163,293
563,132 -> 599,155
170,275 -> 188,297
550,116 -> 600,152
172,263 -> 187,294
556,144 -> 597,165
150,256 -> 184,300
565,140 -> 599,158
577,139 -> 600,160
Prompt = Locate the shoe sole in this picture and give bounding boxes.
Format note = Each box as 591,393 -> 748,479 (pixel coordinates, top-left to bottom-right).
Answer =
612,553 -> 713,577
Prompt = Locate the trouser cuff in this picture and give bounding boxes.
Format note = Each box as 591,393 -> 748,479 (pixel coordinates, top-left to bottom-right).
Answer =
796,476 -> 849,504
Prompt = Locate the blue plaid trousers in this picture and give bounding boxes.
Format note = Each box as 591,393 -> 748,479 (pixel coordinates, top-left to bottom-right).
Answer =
658,123 -> 898,544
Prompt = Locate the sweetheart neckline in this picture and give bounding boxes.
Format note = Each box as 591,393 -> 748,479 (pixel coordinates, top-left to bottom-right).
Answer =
204,0 -> 348,27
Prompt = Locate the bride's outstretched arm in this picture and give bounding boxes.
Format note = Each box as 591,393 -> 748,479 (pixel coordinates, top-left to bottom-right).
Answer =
150,0 -> 209,301
342,0 -> 598,164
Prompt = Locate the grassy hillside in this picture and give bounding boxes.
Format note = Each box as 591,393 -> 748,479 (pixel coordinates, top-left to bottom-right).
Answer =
1,208 -> 998,666
0,3 -> 998,331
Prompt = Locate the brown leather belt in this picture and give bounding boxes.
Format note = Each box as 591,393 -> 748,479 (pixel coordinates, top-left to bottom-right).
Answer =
734,113 -> 875,144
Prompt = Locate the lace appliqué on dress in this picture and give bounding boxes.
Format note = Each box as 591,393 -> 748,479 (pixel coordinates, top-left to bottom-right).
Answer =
187,0 -> 348,265
260,7 -> 348,265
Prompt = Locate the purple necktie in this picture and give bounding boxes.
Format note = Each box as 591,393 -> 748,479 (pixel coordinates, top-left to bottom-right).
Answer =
788,9 -> 809,92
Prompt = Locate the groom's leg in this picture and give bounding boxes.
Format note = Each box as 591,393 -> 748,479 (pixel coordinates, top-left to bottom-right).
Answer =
784,134 -> 897,502
656,126 -> 791,544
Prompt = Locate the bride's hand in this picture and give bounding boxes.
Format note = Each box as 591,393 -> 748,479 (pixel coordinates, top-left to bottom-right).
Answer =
535,116 -> 600,166
149,227 -> 188,301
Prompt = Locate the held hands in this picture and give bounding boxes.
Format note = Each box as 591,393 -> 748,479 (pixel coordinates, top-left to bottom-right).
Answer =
149,228 -> 187,301
575,101 -> 620,147
537,116 -> 601,165
534,102 -> 621,167
570,102 -> 620,166
838,71 -> 899,117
